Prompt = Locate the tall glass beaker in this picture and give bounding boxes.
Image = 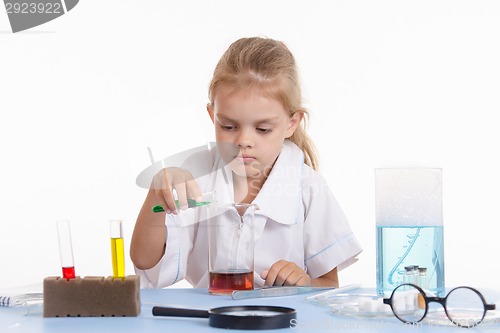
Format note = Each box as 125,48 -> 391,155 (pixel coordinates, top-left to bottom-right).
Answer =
207,203 -> 257,295
375,168 -> 445,296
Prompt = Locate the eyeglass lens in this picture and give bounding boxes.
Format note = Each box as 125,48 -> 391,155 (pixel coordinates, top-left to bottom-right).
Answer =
446,287 -> 485,327
390,285 -> 426,323
390,284 -> 487,327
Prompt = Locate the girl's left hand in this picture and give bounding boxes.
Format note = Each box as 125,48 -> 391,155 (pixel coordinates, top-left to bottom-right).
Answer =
260,260 -> 311,287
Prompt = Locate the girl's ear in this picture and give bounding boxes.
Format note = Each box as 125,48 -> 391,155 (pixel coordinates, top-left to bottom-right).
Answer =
207,103 -> 215,123
285,111 -> 304,138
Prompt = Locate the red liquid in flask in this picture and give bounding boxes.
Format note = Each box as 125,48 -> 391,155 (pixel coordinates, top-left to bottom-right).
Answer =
209,270 -> 254,294
62,267 -> 75,279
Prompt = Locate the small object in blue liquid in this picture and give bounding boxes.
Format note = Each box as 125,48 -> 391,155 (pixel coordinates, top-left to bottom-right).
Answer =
418,267 -> 428,289
403,265 -> 419,285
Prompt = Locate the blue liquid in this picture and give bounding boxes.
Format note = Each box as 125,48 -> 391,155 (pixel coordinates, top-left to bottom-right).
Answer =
376,225 -> 445,296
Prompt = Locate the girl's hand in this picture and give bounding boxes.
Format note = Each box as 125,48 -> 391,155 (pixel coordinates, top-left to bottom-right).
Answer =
152,167 -> 202,214
260,260 -> 311,287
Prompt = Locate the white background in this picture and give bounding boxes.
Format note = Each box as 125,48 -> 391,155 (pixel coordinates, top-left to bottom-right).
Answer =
1,1 -> 499,291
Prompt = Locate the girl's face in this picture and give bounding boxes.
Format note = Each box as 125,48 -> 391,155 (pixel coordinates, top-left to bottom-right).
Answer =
207,89 -> 303,182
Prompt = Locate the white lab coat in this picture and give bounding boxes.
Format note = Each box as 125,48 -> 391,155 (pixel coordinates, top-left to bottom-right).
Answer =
135,140 -> 363,288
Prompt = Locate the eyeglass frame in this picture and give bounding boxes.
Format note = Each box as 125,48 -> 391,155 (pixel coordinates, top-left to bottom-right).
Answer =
382,283 -> 496,328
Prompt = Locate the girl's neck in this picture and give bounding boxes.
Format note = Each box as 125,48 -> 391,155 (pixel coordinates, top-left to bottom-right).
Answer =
232,173 -> 266,204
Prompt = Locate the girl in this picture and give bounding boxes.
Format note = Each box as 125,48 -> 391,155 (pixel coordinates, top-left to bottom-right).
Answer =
130,37 -> 362,288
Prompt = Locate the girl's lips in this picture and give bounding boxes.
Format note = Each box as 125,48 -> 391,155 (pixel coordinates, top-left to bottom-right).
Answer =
235,155 -> 255,163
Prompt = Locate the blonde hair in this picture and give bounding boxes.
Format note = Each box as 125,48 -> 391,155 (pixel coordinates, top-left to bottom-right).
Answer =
208,37 -> 319,171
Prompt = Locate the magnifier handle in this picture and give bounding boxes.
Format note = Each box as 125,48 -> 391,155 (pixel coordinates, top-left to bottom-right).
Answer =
152,306 -> 209,318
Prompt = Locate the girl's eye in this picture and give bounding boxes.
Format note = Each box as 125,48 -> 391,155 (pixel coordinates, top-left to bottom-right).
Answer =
219,124 -> 236,131
256,128 -> 272,134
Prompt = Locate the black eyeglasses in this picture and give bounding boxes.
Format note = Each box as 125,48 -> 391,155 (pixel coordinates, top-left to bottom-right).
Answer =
383,284 -> 496,328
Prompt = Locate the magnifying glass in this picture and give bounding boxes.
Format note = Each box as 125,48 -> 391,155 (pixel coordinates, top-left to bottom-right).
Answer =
152,305 -> 297,330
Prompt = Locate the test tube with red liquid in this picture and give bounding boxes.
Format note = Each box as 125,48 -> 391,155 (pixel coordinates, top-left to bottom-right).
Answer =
57,220 -> 76,279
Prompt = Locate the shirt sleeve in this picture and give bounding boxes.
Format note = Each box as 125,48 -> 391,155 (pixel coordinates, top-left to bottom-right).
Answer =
133,214 -> 189,288
301,169 -> 363,278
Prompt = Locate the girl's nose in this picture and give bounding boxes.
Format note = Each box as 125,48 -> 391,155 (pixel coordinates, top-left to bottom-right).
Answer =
236,128 -> 253,148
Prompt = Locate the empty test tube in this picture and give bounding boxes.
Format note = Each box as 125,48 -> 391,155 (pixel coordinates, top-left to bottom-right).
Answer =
56,220 -> 76,279
109,220 -> 125,278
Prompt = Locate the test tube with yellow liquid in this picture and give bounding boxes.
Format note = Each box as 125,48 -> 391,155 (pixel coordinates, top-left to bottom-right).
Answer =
109,220 -> 125,278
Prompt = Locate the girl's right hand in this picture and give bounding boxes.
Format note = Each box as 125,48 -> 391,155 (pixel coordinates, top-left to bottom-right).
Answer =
151,167 -> 202,214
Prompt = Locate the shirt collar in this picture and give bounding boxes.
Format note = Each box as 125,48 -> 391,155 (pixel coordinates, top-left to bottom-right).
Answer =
253,140 -> 303,224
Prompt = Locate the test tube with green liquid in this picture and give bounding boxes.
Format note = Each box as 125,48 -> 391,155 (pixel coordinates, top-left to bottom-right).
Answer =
109,220 -> 125,278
